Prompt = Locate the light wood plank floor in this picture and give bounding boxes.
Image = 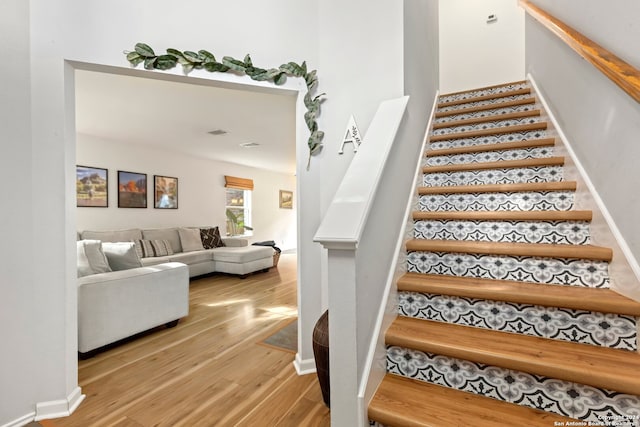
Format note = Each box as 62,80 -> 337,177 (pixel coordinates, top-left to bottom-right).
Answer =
49,254 -> 330,427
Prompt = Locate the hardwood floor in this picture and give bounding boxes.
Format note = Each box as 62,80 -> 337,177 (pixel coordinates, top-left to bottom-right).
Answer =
50,254 -> 330,427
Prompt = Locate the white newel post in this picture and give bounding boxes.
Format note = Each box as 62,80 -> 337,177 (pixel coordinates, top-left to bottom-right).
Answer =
325,244 -> 361,426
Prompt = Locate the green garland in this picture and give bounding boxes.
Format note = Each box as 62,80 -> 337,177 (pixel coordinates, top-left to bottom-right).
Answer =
125,43 -> 325,169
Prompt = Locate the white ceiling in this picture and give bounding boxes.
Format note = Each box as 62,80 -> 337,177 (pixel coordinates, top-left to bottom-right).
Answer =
74,69 -> 297,174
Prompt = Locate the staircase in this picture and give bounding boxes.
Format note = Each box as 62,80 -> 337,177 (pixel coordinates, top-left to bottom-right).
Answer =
368,80 -> 640,426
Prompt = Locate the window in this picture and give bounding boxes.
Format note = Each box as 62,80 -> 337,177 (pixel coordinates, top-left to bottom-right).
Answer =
224,176 -> 254,236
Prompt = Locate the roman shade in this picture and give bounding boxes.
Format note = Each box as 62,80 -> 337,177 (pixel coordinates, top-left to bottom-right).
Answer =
224,175 -> 254,190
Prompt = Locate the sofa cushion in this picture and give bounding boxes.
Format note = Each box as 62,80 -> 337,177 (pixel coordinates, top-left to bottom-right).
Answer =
78,240 -> 112,275
142,228 -> 182,253
171,250 -> 214,265
200,226 -> 225,249
139,255 -> 173,267
81,229 -> 142,242
102,242 -> 142,271
212,246 -> 273,263
179,227 -> 205,252
135,239 -> 174,258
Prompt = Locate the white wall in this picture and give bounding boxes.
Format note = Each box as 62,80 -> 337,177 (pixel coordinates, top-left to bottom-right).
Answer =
76,135 -> 297,250
1,0 -> 42,423
525,0 -> 640,300
439,0 -> 524,94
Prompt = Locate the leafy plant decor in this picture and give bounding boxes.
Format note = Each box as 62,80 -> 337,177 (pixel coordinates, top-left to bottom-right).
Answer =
125,43 -> 325,169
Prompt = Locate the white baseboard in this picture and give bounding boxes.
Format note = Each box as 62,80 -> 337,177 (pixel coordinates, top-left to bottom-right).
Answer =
34,387 -> 85,422
1,412 -> 36,427
293,353 -> 317,375
528,73 -> 640,302
1,387 -> 84,427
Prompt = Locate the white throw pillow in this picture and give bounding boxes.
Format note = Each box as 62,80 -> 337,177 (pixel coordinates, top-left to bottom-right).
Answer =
102,242 -> 142,271
178,227 -> 205,252
77,241 -> 94,278
78,240 -> 112,274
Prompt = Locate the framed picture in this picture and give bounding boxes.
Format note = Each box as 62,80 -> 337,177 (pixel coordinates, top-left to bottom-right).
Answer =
118,170 -> 147,208
76,165 -> 108,207
154,175 -> 178,209
279,190 -> 293,209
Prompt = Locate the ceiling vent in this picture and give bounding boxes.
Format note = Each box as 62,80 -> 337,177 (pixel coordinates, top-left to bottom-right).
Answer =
208,129 -> 228,136
239,142 -> 260,148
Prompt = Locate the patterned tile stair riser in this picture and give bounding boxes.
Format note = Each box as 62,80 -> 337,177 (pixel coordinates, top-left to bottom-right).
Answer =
406,251 -> 610,288
386,347 -> 640,425
423,166 -> 564,187
414,219 -> 591,245
431,116 -> 543,136
429,130 -> 549,151
398,292 -> 637,351
418,191 -> 575,212
437,82 -> 530,104
437,93 -> 534,113
425,146 -> 555,166
434,103 -> 537,124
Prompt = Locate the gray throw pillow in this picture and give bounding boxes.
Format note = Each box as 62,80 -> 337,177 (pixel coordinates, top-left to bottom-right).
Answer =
179,227 -> 205,252
101,242 -> 142,271
78,240 -> 112,274
77,241 -> 94,278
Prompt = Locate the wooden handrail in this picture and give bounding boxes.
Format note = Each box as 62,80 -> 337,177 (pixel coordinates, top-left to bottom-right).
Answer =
519,0 -> 640,103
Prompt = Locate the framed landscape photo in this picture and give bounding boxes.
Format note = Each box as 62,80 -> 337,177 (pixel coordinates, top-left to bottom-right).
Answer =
279,190 -> 293,209
118,170 -> 147,208
76,165 -> 108,207
154,175 -> 178,209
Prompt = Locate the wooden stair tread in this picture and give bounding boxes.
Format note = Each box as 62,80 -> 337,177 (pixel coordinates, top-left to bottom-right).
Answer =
435,97 -> 536,118
369,374 -> 572,427
423,156 -> 564,173
412,210 -> 592,221
432,109 -> 541,129
439,80 -> 528,98
426,137 -> 555,157
429,122 -> 547,142
398,273 -> 640,316
387,317 -> 640,395
406,239 -> 612,261
418,180 -> 577,195
437,88 -> 531,108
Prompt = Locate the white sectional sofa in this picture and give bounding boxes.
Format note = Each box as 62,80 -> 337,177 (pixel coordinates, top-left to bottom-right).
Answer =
76,226 -> 274,356
79,226 -> 275,277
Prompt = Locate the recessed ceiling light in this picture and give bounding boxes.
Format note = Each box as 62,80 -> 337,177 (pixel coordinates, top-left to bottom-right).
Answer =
208,129 -> 227,136
239,142 -> 260,148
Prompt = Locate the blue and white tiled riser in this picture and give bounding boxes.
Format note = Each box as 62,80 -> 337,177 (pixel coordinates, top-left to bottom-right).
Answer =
406,252 -> 610,288
423,166 -> 564,187
438,94 -> 533,113
398,293 -> 637,351
425,147 -> 555,167
430,130 -> 548,151
413,220 -> 591,245
431,117 -> 543,136
438,82 -> 529,104
418,191 -> 575,212
386,348 -> 640,424
434,104 -> 537,124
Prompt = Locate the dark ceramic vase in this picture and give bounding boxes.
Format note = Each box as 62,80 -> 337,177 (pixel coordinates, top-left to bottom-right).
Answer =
312,309 -> 330,408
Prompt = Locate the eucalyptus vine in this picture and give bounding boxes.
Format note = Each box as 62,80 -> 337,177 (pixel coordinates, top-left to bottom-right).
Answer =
125,43 -> 325,169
